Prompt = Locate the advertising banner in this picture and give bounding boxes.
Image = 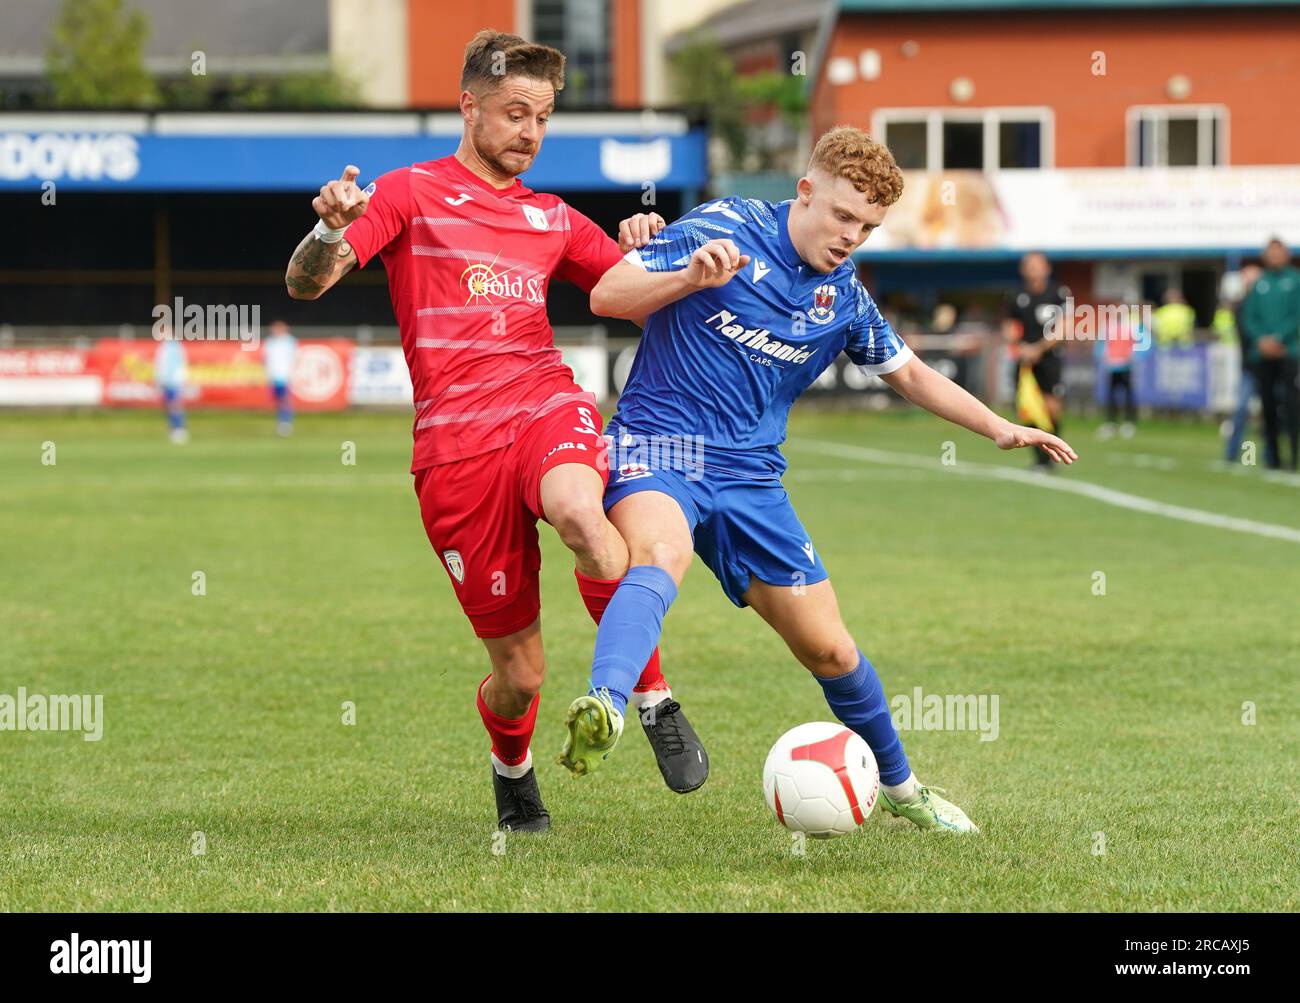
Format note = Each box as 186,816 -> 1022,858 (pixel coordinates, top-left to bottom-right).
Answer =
0,349 -> 101,405
862,167 -> 1300,253
1093,344 -> 1214,410
88,339 -> 352,410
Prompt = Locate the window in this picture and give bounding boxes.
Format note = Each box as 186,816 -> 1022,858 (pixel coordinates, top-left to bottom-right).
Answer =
532,0 -> 611,108
884,120 -> 927,169
998,120 -> 1042,169
876,108 -> 1052,171
942,120 -> 983,169
1128,106 -> 1227,166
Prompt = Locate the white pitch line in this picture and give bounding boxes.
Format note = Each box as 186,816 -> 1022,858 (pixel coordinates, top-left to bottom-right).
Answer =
785,468 -> 933,483
1106,452 -> 1177,471
796,439 -> 1300,545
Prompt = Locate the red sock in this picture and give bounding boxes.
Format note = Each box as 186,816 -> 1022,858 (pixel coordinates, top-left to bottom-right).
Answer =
476,675 -> 539,769
574,569 -> 668,693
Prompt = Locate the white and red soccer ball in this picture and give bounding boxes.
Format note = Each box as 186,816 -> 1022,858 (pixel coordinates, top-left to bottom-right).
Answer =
762,722 -> 879,838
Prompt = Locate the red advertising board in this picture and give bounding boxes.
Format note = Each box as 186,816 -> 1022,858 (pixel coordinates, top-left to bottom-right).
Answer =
86,339 -> 353,410
0,348 -> 102,405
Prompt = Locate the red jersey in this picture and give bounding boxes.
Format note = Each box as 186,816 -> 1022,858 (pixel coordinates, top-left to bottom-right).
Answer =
344,154 -> 623,471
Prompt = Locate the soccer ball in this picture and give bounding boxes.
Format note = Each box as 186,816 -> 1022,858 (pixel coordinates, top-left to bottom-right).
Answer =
762,722 -> 879,838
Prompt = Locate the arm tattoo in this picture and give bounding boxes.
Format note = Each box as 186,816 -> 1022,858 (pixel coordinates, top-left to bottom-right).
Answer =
287,232 -> 355,296
337,239 -> 356,277
292,235 -> 335,277
285,272 -> 324,295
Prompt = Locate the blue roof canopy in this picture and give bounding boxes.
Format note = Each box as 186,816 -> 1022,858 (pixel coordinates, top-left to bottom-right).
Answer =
0,112 -> 708,193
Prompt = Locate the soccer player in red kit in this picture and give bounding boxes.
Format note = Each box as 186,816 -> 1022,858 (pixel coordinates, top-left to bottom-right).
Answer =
284,30 -> 708,832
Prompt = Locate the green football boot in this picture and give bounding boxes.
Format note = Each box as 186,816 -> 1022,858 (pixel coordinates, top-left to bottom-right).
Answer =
878,784 -> 980,834
557,689 -> 624,777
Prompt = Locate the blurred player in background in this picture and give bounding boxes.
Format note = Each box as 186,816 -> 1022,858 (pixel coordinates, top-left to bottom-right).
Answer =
1222,264 -> 1261,463
154,327 -> 189,444
1003,251 -> 1068,469
1095,302 -> 1140,440
1241,237 -> 1300,471
283,30 -> 708,833
264,320 -> 298,437
557,126 -> 1076,834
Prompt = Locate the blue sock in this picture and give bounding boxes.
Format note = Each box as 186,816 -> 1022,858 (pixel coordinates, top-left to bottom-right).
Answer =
274,385 -> 292,424
588,565 -> 677,716
815,650 -> 910,785
168,410 -> 184,431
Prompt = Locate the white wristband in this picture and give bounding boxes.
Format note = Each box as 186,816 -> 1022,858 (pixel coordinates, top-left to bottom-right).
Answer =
313,219 -> 348,244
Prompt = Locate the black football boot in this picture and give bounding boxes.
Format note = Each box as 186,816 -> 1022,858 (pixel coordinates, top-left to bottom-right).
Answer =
638,698 -> 709,794
492,767 -> 551,833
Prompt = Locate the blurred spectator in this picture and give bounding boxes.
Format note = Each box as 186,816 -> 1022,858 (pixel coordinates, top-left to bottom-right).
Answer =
931,302 -> 957,334
1153,288 -> 1196,348
1096,303 -> 1139,439
264,320 -> 298,437
1241,238 -> 1300,470
955,302 -> 994,332
154,328 -> 189,444
1222,264 -> 1262,463
1211,297 -> 1237,345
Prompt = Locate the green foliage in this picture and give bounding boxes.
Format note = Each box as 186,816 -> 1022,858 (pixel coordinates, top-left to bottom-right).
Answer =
736,70 -> 808,127
669,33 -> 809,172
215,70 -> 363,111
159,69 -> 214,110
45,0 -> 360,110
669,32 -> 749,169
46,0 -> 159,108
156,68 -> 361,111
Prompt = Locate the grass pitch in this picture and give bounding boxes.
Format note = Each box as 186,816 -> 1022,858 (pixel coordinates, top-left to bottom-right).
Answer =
2,406 -> 1297,911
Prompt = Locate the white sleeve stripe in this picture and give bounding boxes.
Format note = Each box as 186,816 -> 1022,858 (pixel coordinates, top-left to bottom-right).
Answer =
622,249 -> 648,269
857,343 -> 914,376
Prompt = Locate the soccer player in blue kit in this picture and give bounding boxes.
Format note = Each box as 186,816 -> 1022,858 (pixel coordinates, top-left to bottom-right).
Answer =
556,127 -> 1077,833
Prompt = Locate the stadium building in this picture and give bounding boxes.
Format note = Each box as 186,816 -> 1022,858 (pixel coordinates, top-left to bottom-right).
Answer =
0,2 -> 712,404
6,0 -> 1300,412
0,109 -> 706,331
806,0 -> 1300,321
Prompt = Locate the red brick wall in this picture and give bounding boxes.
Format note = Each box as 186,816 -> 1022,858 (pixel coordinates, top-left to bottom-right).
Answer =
407,0 -> 518,107
812,9 -> 1300,166
407,0 -> 642,109
611,0 -> 642,107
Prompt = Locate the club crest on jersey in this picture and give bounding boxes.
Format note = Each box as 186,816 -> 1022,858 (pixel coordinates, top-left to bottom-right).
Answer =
807,284 -> 837,325
522,205 -> 549,231
616,462 -> 653,483
443,550 -> 465,584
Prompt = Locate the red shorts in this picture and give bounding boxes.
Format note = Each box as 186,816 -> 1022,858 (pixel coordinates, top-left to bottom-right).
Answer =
413,399 -> 609,638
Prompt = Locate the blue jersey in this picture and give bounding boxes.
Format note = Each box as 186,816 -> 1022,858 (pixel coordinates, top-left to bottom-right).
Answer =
154,339 -> 188,389
611,197 -> 912,476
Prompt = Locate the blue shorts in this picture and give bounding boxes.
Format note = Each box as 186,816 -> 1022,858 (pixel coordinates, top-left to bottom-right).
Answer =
603,461 -> 829,608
